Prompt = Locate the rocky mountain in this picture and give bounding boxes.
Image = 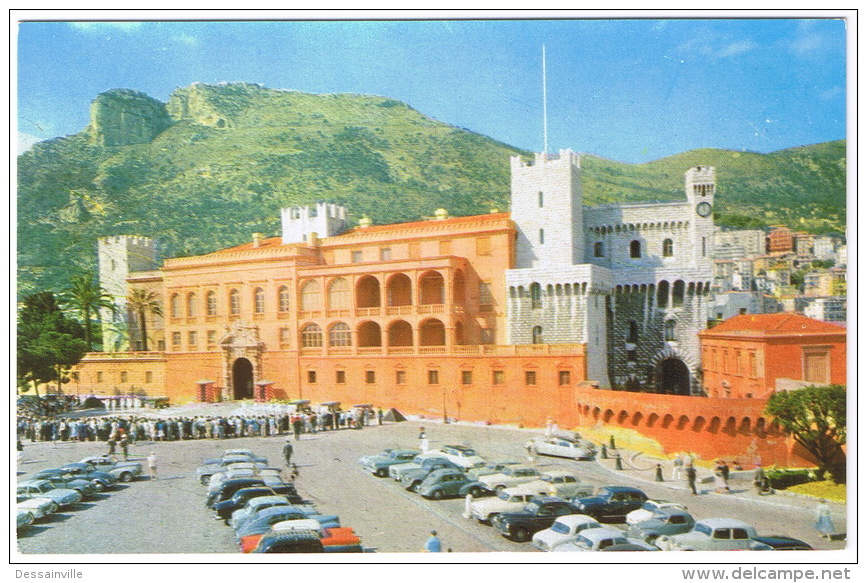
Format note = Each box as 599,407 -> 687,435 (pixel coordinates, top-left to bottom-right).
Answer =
17,82 -> 846,297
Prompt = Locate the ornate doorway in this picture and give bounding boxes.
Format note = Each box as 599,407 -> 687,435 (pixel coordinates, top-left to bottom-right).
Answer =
232,358 -> 254,400
656,358 -> 691,395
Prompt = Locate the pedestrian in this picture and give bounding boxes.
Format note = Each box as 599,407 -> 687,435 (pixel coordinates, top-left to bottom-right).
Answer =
815,499 -> 835,539
424,530 -> 442,552
283,439 -> 294,466
685,463 -> 698,495
119,435 -> 129,460
419,427 -> 429,453
714,460 -> 730,493
377,408 -> 384,425
107,437 -> 116,456
753,465 -> 767,495
292,415 -> 303,440
545,418 -> 553,437
672,453 -> 684,480
463,493 -> 473,519
526,442 -> 538,465
147,451 -> 157,480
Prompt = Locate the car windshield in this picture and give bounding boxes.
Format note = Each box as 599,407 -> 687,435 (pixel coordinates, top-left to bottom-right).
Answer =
497,490 -> 512,501
524,502 -> 542,513
551,521 -> 571,534
540,475 -> 554,483
694,523 -> 713,537
575,535 -> 593,549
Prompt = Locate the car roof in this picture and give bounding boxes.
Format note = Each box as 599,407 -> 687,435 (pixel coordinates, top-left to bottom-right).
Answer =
18,480 -> 48,487
428,467 -> 465,477
540,469 -> 577,478
696,518 -> 754,529
554,514 -> 599,526
272,519 -> 321,532
600,486 -> 645,493
442,445 -> 475,452
503,485 -> 545,495
580,528 -> 628,542
531,496 -> 570,504
248,495 -> 289,507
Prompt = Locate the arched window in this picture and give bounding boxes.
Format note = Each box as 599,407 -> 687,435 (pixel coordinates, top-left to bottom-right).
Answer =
328,278 -> 349,309
301,323 -> 323,347
627,320 -> 638,343
300,280 -> 322,311
532,325 -> 543,344
170,293 -> 181,318
665,319 -> 677,341
278,286 -> 291,312
663,238 -> 674,257
630,240 -> 641,258
594,241 -> 605,257
229,289 -> 241,315
672,280 -> 685,307
206,291 -> 217,316
530,282 -> 542,309
328,322 -> 351,346
657,280 -> 669,308
253,287 -> 265,313
186,293 -> 197,318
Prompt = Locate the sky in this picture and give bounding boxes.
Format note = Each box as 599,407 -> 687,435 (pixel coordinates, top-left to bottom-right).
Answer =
15,15 -> 848,163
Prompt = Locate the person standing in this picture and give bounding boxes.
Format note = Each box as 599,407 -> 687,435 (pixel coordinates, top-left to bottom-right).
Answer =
292,415 -> 303,440
753,465 -> 766,495
283,439 -> 294,466
815,499 -> 835,539
119,435 -> 130,460
147,451 -> 157,480
424,530 -> 442,552
685,463 -> 698,495
419,427 -> 429,453
672,454 -> 684,480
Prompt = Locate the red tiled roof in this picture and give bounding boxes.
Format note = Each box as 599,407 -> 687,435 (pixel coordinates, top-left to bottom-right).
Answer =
707,312 -> 846,334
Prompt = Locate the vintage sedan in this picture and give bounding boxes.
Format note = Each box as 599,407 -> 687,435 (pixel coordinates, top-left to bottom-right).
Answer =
17,509 -> 35,530
532,514 -> 603,551
388,452 -> 447,481
418,468 -> 483,499
359,449 -> 420,477
748,536 -> 814,551
551,527 -> 632,552
625,508 -> 696,545
625,499 -> 688,525
213,485 -> 304,521
249,530 -> 325,553
401,458 -> 460,492
438,445 -> 486,469
17,495 -> 57,521
477,465 -> 541,493
234,506 -> 340,541
572,486 -> 648,522
658,518 -> 758,551
527,435 -> 596,461
522,469 -> 594,499
17,479 -> 82,508
33,470 -> 97,498
207,466 -> 283,492
59,462 -> 118,491
206,477 -> 272,508
230,495 -> 296,529
472,486 -> 549,524
492,496 -> 582,542
242,519 -> 362,553
466,461 -> 522,481
198,455 -> 268,485
203,449 -> 268,465
79,455 -> 143,482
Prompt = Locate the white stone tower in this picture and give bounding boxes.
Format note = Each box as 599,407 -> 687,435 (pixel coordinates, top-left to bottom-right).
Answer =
281,203 -> 348,244
685,165 -> 716,269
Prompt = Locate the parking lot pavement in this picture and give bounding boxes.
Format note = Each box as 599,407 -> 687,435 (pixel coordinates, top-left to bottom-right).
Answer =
15,416 -> 848,555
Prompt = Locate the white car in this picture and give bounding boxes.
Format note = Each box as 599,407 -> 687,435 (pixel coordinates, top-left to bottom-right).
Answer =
626,499 -> 687,525
527,435 -> 596,461
470,486 -> 541,523
478,465 -> 541,492
389,453 -> 448,481
522,469 -> 594,499
551,527 -> 632,552
207,466 -> 283,493
230,495 -> 292,529
438,445 -> 486,469
658,518 -> 758,551
532,514 -> 603,551
17,495 -> 57,521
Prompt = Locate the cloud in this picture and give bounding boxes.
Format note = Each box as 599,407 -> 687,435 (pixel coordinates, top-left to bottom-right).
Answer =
18,132 -> 42,155
717,40 -> 759,58
69,21 -> 144,33
820,86 -> 843,101
677,35 -> 758,60
174,33 -> 198,46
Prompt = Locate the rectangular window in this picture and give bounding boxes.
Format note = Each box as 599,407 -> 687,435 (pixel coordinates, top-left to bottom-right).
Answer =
307,370 -> 317,384
525,370 -> 537,386
96,371 -> 103,383
803,348 -> 831,383
594,242 -> 604,257
539,229 -> 545,244
408,242 -> 420,259
476,236 -> 491,256
188,331 -> 197,347
279,327 -> 291,346
492,370 -> 505,385
480,328 -> 494,344
749,352 -> 758,378
207,330 -> 217,346
120,371 -> 128,383
157,340 -> 165,351
461,370 -> 473,385
428,370 -> 439,385
336,370 -> 346,384
395,370 -> 406,385
351,250 -> 363,263
145,371 -> 153,384
627,350 -> 637,362
380,247 -> 392,261
702,236 -> 707,257
478,282 -> 493,311
558,370 -> 571,386
365,370 -> 376,384
172,331 -> 182,346
439,240 -> 452,255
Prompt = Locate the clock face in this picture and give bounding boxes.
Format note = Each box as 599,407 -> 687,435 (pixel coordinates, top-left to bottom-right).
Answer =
696,202 -> 712,217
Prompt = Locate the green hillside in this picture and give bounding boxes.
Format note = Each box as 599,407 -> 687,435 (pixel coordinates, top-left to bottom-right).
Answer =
17,82 -> 846,297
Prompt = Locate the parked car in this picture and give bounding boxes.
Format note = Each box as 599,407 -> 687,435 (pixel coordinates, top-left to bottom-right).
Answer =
437,445 -> 486,469
418,467 -> 484,499
234,506 -> 340,540
625,499 -> 688,525
206,477 -> 272,508
466,461 -> 522,481
79,455 -> 143,482
17,479 -> 82,508
17,509 -> 35,530
658,518 -> 758,551
471,485 -> 542,523
207,467 -> 283,492
572,486 -> 648,522
241,519 -> 362,553
202,449 -> 268,465
230,495 -> 296,529
527,435 -> 596,461
550,527 -> 633,552
32,470 -> 97,498
213,485 -> 304,521
249,530 -> 324,553
476,465 -> 541,493
17,495 -> 57,521
58,462 -> 118,491
359,449 -> 419,477
401,458 -> 461,492
532,514 -> 603,551
522,469 -> 594,499
600,543 -> 657,551
388,452 -> 447,481
199,457 -> 269,485
625,508 -> 696,545
491,496 -> 582,542
748,536 -> 814,551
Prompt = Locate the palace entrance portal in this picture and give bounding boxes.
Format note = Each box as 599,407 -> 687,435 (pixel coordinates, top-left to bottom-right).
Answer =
232,358 -> 254,400
656,358 -> 691,395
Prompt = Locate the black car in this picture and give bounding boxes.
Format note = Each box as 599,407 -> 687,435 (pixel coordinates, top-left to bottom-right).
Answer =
251,530 -> 325,553
206,478 -> 270,508
213,484 -> 305,521
572,486 -> 648,522
749,536 -> 814,550
491,496 -> 581,542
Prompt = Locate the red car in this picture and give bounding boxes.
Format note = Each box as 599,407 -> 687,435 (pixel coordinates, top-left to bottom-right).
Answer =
241,519 -> 362,553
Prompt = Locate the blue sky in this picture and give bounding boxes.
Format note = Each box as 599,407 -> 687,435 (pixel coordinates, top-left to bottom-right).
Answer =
16,17 -> 847,163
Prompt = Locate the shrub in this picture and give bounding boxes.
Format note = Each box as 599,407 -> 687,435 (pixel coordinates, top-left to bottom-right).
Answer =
765,468 -> 814,489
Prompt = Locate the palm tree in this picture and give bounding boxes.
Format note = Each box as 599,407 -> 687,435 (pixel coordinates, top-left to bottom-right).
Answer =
62,275 -> 116,351
127,288 -> 162,352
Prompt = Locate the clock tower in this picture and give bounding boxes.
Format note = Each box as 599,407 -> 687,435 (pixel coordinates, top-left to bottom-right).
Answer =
685,165 -> 716,267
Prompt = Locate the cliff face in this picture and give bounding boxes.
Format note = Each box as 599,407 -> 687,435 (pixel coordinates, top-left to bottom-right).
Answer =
87,89 -> 173,147
166,82 -> 263,129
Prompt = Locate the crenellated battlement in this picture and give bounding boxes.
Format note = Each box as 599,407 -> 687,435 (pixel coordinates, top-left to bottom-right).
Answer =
281,202 -> 349,244
510,148 -> 581,170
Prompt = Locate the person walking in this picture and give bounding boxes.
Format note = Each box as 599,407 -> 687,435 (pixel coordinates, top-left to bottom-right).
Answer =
815,499 -> 835,539
685,463 -> 698,495
283,439 -> 294,466
119,435 -> 129,460
147,451 -> 157,480
753,465 -> 766,495
424,530 -> 442,552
